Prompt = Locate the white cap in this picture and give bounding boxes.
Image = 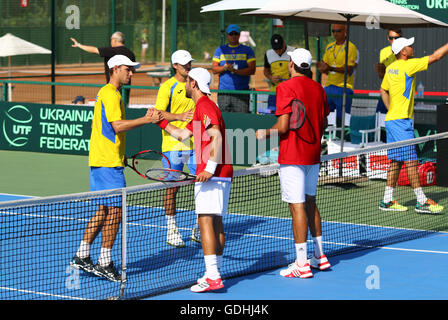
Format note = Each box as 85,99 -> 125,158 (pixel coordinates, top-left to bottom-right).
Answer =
287,48 -> 312,69
171,50 -> 194,65
392,37 -> 415,55
188,68 -> 211,95
107,55 -> 140,69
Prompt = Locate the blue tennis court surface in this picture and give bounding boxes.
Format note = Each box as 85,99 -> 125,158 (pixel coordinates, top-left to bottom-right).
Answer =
1,193 -> 447,300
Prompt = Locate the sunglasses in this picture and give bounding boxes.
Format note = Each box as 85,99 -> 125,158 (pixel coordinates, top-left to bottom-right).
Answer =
332,29 -> 343,33
388,36 -> 401,40
228,32 -> 240,36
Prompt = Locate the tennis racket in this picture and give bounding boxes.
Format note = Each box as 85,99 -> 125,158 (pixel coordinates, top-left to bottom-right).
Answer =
125,150 -> 170,179
145,168 -> 196,182
289,99 -> 306,130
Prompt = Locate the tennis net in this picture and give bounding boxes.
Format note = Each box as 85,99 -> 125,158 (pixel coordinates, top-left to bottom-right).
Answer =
1,133 -> 448,300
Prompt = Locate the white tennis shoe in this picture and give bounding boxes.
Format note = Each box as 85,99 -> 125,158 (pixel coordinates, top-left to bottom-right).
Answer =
280,262 -> 313,278
309,255 -> 331,271
166,228 -> 185,248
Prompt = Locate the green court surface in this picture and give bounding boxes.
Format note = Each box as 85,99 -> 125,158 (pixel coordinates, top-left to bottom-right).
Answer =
0,150 -> 159,197
0,150 -> 247,197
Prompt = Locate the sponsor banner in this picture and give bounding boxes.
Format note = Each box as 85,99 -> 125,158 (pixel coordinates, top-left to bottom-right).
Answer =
387,0 -> 448,24
0,102 -> 93,155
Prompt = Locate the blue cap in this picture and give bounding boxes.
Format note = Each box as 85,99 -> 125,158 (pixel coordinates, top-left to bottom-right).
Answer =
72,95 -> 85,104
226,24 -> 240,34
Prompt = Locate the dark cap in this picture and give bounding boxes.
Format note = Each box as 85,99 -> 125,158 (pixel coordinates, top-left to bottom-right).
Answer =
271,34 -> 284,50
72,95 -> 85,104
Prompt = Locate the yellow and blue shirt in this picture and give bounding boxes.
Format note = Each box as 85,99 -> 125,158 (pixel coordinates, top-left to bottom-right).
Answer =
380,45 -> 396,68
154,77 -> 195,152
381,56 -> 429,121
89,83 -> 126,168
322,41 -> 358,90
213,44 -> 255,90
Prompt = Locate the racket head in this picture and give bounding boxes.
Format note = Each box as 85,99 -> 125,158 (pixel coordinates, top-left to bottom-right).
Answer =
289,99 -> 306,130
145,168 -> 195,182
126,150 -> 170,178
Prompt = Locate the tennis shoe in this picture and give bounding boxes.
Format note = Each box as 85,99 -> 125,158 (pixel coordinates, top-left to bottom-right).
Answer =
70,255 -> 95,273
379,199 -> 408,212
280,262 -> 313,279
94,262 -> 121,282
309,254 -> 331,271
167,228 -> 186,248
191,227 -> 201,243
415,199 -> 444,214
190,277 -> 224,293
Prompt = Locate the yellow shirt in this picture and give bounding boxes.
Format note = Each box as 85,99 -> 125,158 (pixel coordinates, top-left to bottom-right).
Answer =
380,46 -> 396,68
89,83 -> 125,167
154,77 -> 195,152
381,56 -> 429,121
323,41 -> 358,90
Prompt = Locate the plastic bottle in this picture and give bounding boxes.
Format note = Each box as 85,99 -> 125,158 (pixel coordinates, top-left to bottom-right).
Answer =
417,81 -> 424,98
416,81 -> 424,108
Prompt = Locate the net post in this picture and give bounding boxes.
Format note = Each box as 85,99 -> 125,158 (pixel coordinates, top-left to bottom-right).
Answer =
119,187 -> 127,298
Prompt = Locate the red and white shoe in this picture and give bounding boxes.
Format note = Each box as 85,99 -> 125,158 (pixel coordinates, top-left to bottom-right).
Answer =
280,262 -> 313,279
191,277 -> 224,293
309,255 -> 331,270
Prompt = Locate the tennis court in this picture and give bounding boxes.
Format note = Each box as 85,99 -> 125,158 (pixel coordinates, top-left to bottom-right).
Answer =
1,134 -> 448,301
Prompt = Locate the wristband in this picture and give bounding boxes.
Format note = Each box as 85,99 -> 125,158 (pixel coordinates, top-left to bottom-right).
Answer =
157,119 -> 169,130
77,43 -> 81,47
204,160 -> 218,174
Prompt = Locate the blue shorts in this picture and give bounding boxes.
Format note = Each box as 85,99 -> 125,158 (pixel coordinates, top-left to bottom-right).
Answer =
162,150 -> 197,174
385,119 -> 418,162
324,85 -> 353,119
90,167 -> 125,207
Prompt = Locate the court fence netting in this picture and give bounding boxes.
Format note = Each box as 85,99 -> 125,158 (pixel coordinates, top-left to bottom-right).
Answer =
1,132 -> 448,300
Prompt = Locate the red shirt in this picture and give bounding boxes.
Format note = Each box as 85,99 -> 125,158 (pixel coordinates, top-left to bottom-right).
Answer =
275,76 -> 330,165
186,96 -> 233,178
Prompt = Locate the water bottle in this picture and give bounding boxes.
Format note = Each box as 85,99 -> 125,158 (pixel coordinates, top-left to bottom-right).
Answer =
416,81 -> 424,108
417,81 -> 424,98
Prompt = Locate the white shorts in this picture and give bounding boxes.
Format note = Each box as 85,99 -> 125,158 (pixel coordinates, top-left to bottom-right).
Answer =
278,164 -> 320,204
194,177 -> 232,215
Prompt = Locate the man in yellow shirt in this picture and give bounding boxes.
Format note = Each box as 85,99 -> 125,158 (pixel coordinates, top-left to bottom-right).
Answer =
317,24 -> 358,125
70,55 -> 162,282
263,34 -> 295,112
380,37 -> 448,214
374,28 -> 403,114
154,50 -> 197,248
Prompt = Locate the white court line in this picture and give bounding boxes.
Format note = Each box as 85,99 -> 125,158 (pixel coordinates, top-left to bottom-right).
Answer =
0,286 -> 88,300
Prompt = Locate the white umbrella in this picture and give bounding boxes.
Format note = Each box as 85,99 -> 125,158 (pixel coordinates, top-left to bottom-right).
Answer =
201,0 -> 269,12
242,0 -> 448,26
0,33 -> 52,101
242,0 -> 448,152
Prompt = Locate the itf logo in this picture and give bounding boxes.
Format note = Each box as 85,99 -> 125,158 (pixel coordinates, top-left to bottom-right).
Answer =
2,105 -> 33,147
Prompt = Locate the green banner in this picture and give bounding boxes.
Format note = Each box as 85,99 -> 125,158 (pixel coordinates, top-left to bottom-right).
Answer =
0,102 -> 93,155
388,0 -> 448,23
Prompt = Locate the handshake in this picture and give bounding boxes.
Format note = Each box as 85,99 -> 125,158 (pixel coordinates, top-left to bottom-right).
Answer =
144,107 -> 194,124
144,107 -> 163,124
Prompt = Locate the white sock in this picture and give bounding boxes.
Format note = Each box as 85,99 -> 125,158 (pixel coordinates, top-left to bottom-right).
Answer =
295,242 -> 307,266
383,186 -> 394,203
204,254 -> 220,280
414,187 -> 427,205
166,215 -> 176,230
76,241 -> 90,259
98,247 -> 112,267
313,236 -> 323,258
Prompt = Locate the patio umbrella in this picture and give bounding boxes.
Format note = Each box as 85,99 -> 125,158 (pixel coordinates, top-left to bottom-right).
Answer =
242,0 -> 448,151
201,0 -> 269,12
0,33 -> 52,101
